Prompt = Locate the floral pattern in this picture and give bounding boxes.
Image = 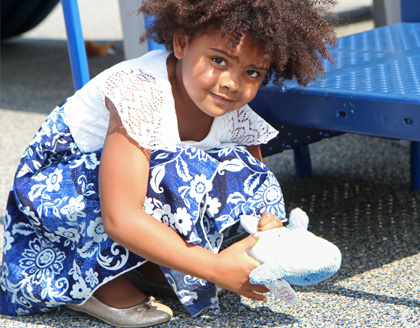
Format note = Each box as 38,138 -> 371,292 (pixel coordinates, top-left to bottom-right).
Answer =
19,238 -> 66,283
0,106 -> 286,317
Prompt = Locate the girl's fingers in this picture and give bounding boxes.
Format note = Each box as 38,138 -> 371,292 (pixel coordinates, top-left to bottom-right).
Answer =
248,293 -> 267,302
240,282 -> 270,301
258,212 -> 283,231
243,285 -> 269,301
251,284 -> 270,294
237,233 -> 259,251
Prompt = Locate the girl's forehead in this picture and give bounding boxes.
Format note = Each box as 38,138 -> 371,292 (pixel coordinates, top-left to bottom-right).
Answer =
199,27 -> 260,48
194,29 -> 271,64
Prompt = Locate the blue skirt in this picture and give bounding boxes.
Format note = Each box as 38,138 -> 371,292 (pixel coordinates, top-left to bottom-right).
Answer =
0,106 -> 286,317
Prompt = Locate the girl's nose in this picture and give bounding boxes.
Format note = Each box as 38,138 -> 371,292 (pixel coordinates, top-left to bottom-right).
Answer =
220,71 -> 240,92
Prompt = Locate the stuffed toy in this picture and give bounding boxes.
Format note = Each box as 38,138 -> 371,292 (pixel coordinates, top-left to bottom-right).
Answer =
85,41 -> 116,57
240,208 -> 342,304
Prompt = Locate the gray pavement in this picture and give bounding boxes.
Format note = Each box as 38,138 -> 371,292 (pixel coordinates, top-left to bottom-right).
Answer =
1,0 -> 419,327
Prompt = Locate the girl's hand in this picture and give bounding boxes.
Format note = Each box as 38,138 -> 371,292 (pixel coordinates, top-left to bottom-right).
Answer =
213,235 -> 269,301
257,212 -> 283,231
211,212 -> 283,300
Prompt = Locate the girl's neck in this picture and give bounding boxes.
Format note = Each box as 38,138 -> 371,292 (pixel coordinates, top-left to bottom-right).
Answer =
167,54 -> 214,142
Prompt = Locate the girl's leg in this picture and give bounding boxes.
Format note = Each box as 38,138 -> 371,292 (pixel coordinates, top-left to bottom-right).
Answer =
94,275 -> 147,308
93,262 -> 167,308
125,262 -> 178,299
137,261 -> 167,283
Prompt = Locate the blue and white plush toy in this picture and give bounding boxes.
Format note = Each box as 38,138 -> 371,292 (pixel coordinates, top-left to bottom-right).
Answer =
240,208 -> 342,304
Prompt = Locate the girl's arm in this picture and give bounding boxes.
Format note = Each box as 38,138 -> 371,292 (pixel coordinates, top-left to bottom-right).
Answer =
245,144 -> 263,162
99,98 -> 269,301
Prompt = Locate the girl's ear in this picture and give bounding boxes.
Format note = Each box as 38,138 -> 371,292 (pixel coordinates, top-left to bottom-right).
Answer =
173,29 -> 189,60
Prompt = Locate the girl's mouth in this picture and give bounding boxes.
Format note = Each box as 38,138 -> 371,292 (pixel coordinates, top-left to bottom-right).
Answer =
211,92 -> 234,103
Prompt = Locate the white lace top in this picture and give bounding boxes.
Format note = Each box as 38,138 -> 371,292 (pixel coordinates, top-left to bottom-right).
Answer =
63,50 -> 278,153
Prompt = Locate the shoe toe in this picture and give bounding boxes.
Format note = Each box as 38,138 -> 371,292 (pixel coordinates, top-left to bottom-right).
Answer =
67,296 -> 172,327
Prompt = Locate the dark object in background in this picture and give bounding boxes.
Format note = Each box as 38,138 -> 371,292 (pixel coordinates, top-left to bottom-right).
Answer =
1,0 -> 60,40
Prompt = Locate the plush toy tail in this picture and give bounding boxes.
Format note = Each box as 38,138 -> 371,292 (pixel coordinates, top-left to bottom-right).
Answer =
287,208 -> 309,230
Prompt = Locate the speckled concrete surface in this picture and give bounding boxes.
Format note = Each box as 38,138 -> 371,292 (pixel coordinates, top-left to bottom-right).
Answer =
1,1 -> 419,327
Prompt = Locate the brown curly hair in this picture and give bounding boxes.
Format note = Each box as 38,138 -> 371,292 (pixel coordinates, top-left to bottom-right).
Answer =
139,0 -> 337,86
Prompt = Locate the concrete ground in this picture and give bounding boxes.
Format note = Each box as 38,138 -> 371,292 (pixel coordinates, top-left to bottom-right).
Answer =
1,0 -> 419,327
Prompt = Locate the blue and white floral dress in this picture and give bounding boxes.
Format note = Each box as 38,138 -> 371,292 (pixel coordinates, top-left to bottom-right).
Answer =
0,50 -> 286,317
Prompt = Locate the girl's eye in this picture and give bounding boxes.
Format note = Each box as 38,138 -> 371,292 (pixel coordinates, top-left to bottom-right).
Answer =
246,70 -> 260,78
212,57 -> 226,66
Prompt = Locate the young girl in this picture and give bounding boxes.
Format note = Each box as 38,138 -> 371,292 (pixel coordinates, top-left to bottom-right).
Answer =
0,0 -> 336,326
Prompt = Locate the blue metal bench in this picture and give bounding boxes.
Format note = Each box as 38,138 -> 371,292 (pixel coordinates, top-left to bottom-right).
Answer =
251,22 -> 420,190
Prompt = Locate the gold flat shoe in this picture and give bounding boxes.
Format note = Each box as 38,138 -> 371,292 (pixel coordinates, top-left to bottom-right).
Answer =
66,296 -> 172,327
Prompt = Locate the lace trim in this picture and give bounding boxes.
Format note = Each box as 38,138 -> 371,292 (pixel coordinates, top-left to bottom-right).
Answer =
222,106 -> 279,145
102,66 -> 180,151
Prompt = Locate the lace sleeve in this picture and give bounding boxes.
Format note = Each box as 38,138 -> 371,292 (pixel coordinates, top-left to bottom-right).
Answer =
101,68 -> 179,150
223,105 -> 279,145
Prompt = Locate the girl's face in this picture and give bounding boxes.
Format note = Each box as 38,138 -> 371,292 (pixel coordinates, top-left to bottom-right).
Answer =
173,29 -> 271,118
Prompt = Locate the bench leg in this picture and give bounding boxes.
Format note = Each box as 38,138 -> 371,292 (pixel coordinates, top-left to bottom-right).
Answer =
293,145 -> 312,179
61,0 -> 90,91
411,141 -> 420,191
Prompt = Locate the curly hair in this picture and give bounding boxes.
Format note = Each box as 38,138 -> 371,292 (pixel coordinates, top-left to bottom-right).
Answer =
139,0 -> 337,86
